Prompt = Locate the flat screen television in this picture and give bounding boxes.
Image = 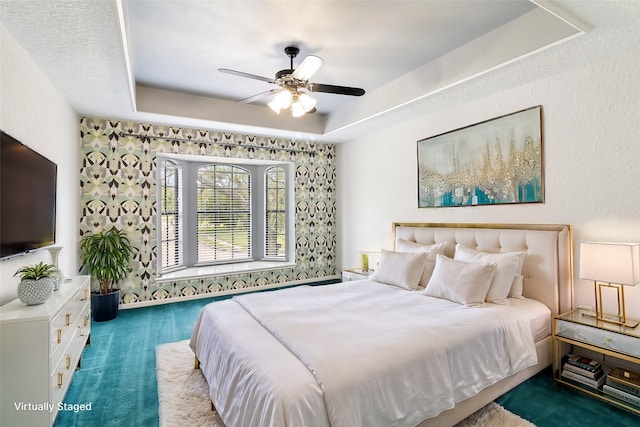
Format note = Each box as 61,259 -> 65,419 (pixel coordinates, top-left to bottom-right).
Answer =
1,131 -> 57,259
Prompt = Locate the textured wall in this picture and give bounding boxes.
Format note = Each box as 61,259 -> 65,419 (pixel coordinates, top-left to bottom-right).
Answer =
337,47 -> 640,319
0,24 -> 79,305
80,118 -> 336,305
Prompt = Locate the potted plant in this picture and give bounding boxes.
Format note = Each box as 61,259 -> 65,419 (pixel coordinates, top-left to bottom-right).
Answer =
14,261 -> 57,305
80,227 -> 132,322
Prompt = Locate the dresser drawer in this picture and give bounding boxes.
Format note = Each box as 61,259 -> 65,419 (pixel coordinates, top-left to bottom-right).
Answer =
51,303 -> 91,368
51,309 -> 74,355
50,302 -> 90,422
50,283 -> 90,356
1,276 -> 91,427
50,351 -> 74,421
78,303 -> 91,343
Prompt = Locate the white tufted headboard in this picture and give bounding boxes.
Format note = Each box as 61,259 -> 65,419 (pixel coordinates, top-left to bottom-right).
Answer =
393,223 -> 573,316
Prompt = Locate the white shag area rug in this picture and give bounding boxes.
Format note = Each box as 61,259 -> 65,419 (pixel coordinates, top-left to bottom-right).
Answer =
156,340 -> 535,427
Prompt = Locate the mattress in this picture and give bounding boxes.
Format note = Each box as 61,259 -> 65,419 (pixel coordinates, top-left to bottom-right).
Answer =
507,297 -> 551,342
191,280 -> 548,427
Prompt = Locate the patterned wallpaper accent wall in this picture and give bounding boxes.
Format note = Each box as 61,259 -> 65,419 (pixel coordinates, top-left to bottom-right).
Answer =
79,117 -> 337,306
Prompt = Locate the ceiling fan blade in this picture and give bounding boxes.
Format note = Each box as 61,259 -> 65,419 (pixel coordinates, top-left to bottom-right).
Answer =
310,83 -> 365,97
292,55 -> 323,81
219,68 -> 275,84
238,89 -> 280,104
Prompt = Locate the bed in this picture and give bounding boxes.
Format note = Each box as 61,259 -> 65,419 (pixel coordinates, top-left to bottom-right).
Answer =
190,223 -> 573,427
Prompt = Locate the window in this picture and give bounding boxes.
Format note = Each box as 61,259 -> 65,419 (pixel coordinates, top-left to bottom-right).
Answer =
159,160 -> 181,270
197,165 -> 251,263
265,166 -> 286,259
157,155 -> 294,275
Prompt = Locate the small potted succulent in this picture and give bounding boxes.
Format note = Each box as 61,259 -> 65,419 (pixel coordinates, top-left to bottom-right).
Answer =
14,261 -> 57,305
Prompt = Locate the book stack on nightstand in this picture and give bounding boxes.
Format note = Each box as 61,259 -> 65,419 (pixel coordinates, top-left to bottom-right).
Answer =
603,367 -> 640,408
561,353 -> 606,390
553,308 -> 640,415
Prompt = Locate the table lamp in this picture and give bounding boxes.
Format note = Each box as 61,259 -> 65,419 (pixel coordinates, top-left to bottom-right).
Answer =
579,242 -> 640,328
360,250 -> 379,272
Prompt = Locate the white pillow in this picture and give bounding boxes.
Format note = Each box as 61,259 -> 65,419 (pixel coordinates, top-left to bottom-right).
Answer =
395,239 -> 446,286
454,244 -> 526,303
422,254 -> 497,306
509,275 -> 525,299
369,250 -> 428,291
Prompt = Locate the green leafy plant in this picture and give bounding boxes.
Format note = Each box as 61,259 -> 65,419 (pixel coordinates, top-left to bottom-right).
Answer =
14,261 -> 57,281
80,227 -> 133,295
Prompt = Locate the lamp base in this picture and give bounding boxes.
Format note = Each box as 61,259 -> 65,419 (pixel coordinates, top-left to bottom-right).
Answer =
582,310 -> 640,328
586,281 -> 639,328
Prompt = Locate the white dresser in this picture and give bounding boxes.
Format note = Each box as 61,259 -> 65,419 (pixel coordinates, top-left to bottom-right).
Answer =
0,276 -> 91,427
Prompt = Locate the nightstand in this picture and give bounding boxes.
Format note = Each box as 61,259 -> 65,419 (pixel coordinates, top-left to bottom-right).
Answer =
341,268 -> 373,282
553,308 -> 640,414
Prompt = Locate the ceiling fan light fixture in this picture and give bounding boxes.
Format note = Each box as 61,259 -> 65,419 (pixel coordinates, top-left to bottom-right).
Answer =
221,45 -> 365,117
291,101 -> 306,117
276,90 -> 292,108
268,90 -> 292,114
268,99 -> 282,114
298,93 -> 317,112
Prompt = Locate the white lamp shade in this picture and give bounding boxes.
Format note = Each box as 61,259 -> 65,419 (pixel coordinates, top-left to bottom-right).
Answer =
268,90 -> 292,114
290,101 -> 306,117
267,99 -> 282,114
580,242 -> 640,286
298,93 -> 317,112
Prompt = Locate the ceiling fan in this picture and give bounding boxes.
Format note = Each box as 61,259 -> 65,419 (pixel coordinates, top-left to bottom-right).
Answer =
219,46 -> 366,117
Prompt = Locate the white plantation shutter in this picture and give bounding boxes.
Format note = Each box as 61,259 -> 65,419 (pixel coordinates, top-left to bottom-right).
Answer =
265,166 -> 286,259
197,165 -> 251,263
159,160 -> 181,270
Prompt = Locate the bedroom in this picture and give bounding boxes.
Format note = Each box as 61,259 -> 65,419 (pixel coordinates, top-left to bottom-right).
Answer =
1,1 -> 640,426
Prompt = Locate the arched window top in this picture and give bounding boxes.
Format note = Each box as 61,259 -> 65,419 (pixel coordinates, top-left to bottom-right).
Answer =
266,165 -> 285,173
161,159 -> 179,166
198,164 -> 249,173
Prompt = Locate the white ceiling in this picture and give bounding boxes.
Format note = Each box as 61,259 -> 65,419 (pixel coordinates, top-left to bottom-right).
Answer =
127,0 -> 535,111
1,1 -> 640,142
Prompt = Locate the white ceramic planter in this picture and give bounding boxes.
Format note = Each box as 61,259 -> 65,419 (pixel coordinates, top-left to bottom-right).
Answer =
17,278 -> 54,305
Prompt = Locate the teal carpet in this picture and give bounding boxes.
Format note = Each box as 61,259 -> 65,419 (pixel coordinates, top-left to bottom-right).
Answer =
55,292 -> 639,427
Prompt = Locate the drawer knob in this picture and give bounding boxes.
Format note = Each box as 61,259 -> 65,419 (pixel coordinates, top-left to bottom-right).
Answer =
57,328 -> 62,344
57,372 -> 63,388
81,288 -> 89,301
84,315 -> 89,327
65,313 -> 71,326
66,354 -> 72,370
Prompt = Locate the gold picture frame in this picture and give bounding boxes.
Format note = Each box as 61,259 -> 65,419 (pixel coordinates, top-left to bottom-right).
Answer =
417,106 -> 543,208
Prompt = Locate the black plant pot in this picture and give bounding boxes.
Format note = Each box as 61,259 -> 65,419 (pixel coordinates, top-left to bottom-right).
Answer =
91,290 -> 120,322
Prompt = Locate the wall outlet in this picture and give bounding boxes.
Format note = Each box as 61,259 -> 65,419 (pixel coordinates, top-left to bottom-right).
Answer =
577,304 -> 593,311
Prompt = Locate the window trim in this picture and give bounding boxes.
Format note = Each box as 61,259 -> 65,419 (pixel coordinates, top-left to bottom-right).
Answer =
264,165 -> 287,260
156,154 -> 295,277
157,159 -> 182,273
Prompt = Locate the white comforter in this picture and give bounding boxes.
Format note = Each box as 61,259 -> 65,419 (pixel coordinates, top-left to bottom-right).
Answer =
191,280 -> 538,427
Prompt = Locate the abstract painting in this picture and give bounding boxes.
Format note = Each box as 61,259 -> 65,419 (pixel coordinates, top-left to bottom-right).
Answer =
417,106 -> 543,208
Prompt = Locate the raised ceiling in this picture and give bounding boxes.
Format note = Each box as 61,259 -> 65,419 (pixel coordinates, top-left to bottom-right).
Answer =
126,0 -> 583,139
3,1 -> 640,142
128,0 -> 536,112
